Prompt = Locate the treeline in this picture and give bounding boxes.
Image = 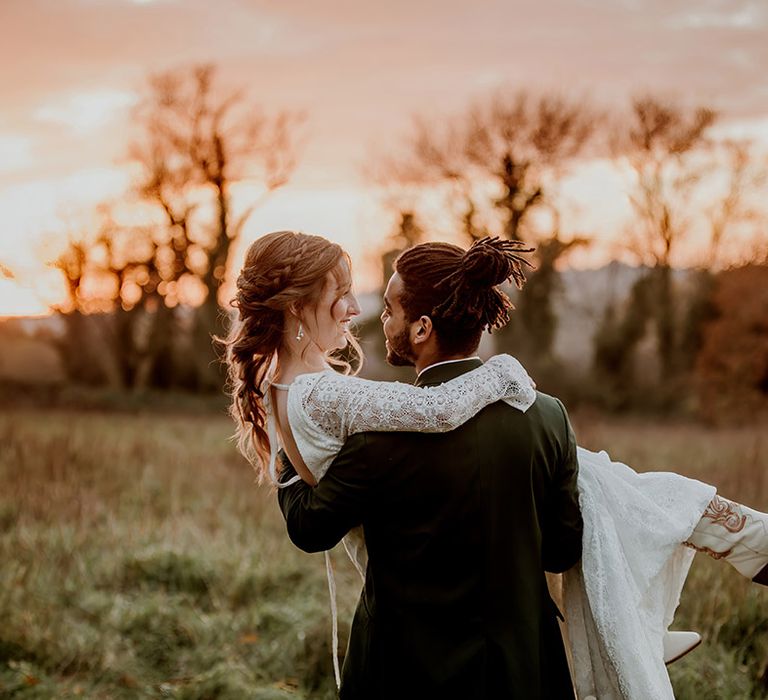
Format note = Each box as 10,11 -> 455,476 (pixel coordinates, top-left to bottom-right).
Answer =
12,64 -> 766,418
51,66 -> 302,392
372,90 -> 767,417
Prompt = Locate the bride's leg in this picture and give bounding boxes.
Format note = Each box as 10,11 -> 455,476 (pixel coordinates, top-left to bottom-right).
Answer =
663,495 -> 767,667
684,495 -> 768,585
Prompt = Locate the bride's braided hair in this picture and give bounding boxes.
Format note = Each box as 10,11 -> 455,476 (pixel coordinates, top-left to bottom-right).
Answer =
221,230 -> 360,480
394,236 -> 534,354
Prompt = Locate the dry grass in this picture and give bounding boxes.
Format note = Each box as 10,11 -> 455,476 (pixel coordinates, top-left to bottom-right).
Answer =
0,410 -> 361,698
1,408 -> 766,698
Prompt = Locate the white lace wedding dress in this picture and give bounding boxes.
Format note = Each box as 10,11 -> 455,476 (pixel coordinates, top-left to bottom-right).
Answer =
268,356 -> 715,700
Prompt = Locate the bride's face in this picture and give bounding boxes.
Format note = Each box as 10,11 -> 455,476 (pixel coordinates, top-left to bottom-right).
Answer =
303,259 -> 360,352
381,272 -> 416,367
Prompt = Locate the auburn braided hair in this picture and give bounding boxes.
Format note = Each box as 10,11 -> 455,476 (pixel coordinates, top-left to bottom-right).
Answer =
221,230 -> 360,480
394,236 -> 534,354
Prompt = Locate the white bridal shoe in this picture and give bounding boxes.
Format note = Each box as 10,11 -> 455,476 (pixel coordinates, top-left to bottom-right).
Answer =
685,495 -> 768,585
663,631 -> 702,665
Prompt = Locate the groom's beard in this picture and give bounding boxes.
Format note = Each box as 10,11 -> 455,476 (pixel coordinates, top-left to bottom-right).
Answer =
386,327 -> 415,367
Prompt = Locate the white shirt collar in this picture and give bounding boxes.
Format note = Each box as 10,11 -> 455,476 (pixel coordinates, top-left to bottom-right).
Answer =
415,356 -> 482,383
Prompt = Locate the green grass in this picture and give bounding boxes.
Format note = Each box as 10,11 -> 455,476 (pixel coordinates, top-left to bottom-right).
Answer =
0,410 -> 362,698
1,408 -> 766,698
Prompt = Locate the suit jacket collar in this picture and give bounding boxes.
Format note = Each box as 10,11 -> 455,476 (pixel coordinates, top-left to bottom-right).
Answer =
415,357 -> 483,387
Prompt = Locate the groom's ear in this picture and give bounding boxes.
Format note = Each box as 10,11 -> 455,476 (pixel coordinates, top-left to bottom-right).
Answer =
411,315 -> 433,346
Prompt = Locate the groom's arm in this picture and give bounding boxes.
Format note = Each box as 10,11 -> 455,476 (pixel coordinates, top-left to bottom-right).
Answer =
542,399 -> 583,573
277,434 -> 373,553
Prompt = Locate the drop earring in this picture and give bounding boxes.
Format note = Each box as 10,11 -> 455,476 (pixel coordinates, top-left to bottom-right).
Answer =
296,322 -> 304,342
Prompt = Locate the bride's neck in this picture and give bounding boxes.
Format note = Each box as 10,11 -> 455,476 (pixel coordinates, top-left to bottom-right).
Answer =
276,344 -> 327,382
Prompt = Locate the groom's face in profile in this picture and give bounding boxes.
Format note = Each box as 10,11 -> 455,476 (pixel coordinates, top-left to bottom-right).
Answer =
381,273 -> 416,367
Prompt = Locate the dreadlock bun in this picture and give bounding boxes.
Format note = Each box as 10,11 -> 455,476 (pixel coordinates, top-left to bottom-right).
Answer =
431,236 -> 534,332
461,236 -> 526,288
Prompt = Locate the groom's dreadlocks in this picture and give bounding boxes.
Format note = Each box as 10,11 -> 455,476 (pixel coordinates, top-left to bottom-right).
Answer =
394,236 -> 534,355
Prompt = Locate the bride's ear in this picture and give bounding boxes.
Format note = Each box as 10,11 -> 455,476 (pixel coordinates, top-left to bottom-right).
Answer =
287,302 -> 303,323
411,315 -> 433,346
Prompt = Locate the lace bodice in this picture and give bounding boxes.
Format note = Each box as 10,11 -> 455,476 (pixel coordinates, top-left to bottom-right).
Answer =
267,355 -> 536,486
271,354 -> 535,484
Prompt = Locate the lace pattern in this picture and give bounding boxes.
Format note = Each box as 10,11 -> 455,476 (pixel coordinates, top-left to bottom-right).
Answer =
286,354 -> 535,481
563,447 -> 716,699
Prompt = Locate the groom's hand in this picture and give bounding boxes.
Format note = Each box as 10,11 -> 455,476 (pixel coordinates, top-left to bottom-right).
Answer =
277,449 -> 299,483
277,434 -> 369,553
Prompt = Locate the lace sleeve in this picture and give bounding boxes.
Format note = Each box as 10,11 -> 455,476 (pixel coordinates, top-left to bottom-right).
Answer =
292,354 -> 535,442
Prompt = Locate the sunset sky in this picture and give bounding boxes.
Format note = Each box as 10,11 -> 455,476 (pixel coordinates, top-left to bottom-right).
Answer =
1,0 -> 767,316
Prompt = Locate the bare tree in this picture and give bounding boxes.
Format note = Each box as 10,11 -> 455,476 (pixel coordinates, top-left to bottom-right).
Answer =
617,97 -> 716,268
592,273 -> 656,407
380,210 -> 425,283
395,91 -> 596,244
53,210 -> 166,389
513,224 -> 590,370
610,98 -> 768,393
679,140 -> 768,371
467,93 -> 595,241
380,91 -> 596,385
53,226 -> 118,386
53,65 -> 303,391
130,64 -> 303,389
612,96 -> 717,382
705,140 -> 768,263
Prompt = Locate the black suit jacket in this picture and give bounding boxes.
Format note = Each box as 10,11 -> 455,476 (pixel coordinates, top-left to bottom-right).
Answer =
278,358 -> 582,699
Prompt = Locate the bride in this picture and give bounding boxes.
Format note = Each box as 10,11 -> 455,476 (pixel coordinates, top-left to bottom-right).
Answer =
222,230 -> 768,699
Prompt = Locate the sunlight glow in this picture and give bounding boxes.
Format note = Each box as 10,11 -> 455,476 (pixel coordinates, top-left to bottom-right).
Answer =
665,3 -> 767,29
0,278 -> 52,318
0,167 -> 131,316
33,90 -> 138,134
0,167 -> 131,240
710,116 -> 768,145
227,183 -> 389,300
0,134 -> 33,173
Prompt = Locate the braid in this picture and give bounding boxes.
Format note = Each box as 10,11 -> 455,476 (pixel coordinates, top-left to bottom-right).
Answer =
220,230 -> 360,481
267,238 -> 310,293
225,312 -> 282,473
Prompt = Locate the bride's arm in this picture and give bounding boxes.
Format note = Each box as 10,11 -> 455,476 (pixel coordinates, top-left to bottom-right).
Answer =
291,354 -> 535,442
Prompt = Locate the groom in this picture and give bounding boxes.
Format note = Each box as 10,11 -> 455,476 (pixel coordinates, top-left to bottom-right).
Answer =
278,241 -> 583,699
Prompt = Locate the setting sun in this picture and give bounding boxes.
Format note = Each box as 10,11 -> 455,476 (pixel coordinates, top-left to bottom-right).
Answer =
0,0 -> 766,319
0,277 -> 51,318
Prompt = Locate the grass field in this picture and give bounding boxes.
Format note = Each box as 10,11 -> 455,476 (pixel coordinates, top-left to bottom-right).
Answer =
1,407 -> 766,698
